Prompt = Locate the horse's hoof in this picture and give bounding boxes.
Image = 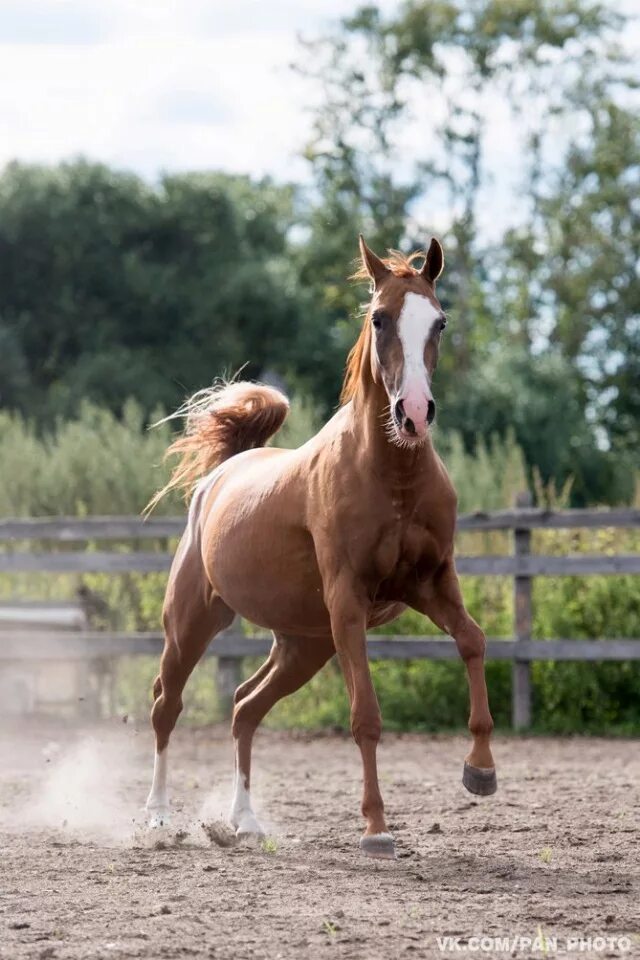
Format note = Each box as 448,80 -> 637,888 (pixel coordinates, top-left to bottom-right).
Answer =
234,814 -> 265,841
360,833 -> 396,860
147,809 -> 171,829
236,828 -> 266,842
462,762 -> 497,796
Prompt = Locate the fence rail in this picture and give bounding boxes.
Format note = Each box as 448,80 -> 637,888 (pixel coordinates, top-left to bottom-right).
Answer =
1,502 -> 639,728
3,632 -> 640,663
3,551 -> 640,576
2,508 -> 640,542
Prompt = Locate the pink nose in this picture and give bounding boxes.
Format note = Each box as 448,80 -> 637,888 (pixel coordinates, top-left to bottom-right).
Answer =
395,390 -> 435,437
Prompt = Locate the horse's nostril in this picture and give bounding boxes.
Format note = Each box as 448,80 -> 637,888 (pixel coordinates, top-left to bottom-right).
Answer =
427,399 -> 436,424
394,399 -> 405,425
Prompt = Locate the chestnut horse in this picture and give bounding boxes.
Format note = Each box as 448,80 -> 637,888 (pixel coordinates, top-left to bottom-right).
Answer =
146,236 -> 496,859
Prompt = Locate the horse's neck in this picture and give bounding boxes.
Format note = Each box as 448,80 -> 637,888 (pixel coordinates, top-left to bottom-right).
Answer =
347,383 -> 436,488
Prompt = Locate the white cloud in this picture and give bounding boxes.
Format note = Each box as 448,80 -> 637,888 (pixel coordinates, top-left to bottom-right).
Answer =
0,0 -> 363,180
0,0 -> 114,44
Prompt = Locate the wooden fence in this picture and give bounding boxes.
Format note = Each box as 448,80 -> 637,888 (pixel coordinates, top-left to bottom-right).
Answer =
1,500 -> 639,728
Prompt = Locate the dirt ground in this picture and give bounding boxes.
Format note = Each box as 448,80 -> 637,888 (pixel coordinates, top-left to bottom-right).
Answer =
0,719 -> 638,960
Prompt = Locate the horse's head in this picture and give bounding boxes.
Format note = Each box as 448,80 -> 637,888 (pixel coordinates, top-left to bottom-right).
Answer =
358,235 -> 446,445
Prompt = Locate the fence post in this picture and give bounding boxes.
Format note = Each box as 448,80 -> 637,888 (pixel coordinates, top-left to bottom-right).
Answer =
216,616 -> 242,720
512,491 -> 533,730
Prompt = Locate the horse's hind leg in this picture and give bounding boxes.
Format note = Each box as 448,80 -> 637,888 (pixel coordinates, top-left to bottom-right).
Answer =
232,653 -> 275,708
146,545 -> 234,827
230,634 -> 334,837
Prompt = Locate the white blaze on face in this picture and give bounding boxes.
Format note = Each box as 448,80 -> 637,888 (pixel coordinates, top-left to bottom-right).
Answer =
397,292 -> 440,435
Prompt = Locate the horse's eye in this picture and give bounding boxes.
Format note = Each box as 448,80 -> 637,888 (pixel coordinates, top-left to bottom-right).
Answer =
372,311 -> 385,330
438,317 -> 447,332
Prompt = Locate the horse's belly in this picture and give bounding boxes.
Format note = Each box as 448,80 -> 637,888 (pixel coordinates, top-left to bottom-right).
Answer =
202,503 -> 330,637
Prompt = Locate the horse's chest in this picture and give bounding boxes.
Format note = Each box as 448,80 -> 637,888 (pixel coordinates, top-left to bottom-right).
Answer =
373,513 -> 440,583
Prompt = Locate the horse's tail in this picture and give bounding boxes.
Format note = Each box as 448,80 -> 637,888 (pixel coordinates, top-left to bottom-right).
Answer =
144,381 -> 289,514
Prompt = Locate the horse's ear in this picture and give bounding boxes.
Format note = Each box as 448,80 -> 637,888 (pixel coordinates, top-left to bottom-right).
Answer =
359,234 -> 390,288
421,237 -> 444,284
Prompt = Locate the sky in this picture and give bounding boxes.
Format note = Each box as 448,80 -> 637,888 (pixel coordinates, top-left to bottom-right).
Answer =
0,0 -> 374,184
0,0 -> 637,238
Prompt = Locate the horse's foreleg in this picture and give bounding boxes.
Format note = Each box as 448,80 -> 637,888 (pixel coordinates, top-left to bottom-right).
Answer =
409,559 -> 496,795
230,634 -> 334,838
146,547 -> 234,826
327,581 -> 394,860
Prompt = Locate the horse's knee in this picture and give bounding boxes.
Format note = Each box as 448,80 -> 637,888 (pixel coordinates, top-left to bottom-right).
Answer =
231,694 -> 261,741
456,623 -> 486,662
233,674 -> 260,709
151,692 -> 183,726
351,704 -> 382,744
232,685 -> 247,710
152,675 -> 162,701
151,691 -> 183,750
231,654 -> 298,739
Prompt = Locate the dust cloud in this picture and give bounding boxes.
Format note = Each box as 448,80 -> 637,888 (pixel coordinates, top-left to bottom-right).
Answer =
0,722 -> 146,844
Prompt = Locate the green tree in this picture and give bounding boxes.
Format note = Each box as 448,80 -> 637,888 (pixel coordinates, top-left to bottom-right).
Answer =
498,100 -> 640,458
295,0 -> 638,499
0,161 -> 321,419
438,346 -> 633,504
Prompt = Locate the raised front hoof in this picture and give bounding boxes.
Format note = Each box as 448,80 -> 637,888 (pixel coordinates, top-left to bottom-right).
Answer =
462,762 -> 497,797
360,833 -> 396,860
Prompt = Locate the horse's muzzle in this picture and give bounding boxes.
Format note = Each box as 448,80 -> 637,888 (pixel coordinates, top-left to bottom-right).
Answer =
393,398 -> 435,439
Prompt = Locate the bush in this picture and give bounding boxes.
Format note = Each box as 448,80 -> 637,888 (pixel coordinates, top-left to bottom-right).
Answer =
0,400 -> 177,516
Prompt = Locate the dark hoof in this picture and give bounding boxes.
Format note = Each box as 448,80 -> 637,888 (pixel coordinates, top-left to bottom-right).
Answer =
462,762 -> 497,796
360,833 -> 396,860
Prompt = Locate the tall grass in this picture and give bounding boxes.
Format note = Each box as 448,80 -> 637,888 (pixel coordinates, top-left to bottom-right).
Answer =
0,400 -> 176,516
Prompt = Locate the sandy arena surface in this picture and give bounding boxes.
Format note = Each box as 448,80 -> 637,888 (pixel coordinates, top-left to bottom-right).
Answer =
0,719 -> 638,959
